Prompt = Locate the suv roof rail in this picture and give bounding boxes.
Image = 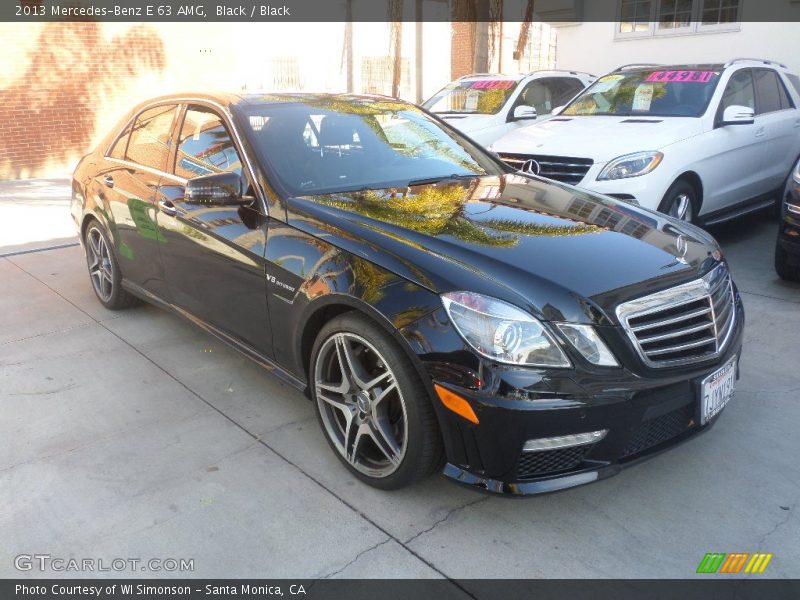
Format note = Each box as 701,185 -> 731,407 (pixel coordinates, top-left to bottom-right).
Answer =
616,63 -> 663,71
724,57 -> 788,69
458,72 -> 497,79
525,69 -> 596,77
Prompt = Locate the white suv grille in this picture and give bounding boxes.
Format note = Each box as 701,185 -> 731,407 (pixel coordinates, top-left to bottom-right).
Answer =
616,264 -> 736,368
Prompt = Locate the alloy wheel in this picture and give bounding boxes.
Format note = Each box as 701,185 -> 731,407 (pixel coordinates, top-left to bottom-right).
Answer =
86,227 -> 114,302
668,193 -> 694,222
314,332 -> 408,478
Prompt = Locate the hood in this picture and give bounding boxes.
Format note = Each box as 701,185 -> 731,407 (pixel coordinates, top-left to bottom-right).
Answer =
436,113 -> 498,134
492,115 -> 703,163
287,175 -> 722,324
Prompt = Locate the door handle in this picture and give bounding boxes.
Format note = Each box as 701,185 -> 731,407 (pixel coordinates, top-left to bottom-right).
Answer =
103,175 -> 114,188
794,119 -> 800,128
755,127 -> 766,138
158,199 -> 177,216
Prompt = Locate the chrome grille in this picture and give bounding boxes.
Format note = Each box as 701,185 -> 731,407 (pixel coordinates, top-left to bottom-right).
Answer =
497,153 -> 593,185
616,264 -> 736,368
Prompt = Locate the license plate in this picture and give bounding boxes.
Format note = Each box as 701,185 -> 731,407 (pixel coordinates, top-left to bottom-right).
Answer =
701,357 -> 736,425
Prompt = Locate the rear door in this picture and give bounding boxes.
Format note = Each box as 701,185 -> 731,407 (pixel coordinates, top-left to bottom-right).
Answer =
100,103 -> 178,299
753,68 -> 800,189
156,103 -> 273,356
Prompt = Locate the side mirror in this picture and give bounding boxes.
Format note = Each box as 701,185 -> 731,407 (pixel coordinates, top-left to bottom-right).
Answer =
721,105 -> 755,126
512,105 -> 538,121
551,105 -> 565,116
185,172 -> 244,206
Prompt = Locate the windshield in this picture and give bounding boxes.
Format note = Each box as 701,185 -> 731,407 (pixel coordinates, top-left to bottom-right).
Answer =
240,97 -> 503,196
423,79 -> 520,115
562,69 -> 722,117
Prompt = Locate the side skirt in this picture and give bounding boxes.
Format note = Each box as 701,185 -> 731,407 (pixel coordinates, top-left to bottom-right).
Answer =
121,280 -> 308,393
701,189 -> 779,227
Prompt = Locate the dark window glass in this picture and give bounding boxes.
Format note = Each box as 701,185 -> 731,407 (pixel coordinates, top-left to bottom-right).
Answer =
700,0 -> 740,25
786,74 -> 800,98
754,69 -> 786,114
108,121 -> 132,159
125,105 -> 177,170
719,69 -> 755,116
175,107 -> 243,179
518,78 -> 585,115
753,69 -> 792,114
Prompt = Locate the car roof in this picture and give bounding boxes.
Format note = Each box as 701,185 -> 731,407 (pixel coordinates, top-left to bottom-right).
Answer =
615,64 -> 725,73
131,91 -> 411,110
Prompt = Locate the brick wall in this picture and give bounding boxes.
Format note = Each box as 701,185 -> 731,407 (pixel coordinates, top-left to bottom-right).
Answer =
451,22 -> 475,80
0,22 -> 165,179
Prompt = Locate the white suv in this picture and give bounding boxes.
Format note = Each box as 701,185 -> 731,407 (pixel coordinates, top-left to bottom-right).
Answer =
422,70 -> 594,146
491,60 -> 800,224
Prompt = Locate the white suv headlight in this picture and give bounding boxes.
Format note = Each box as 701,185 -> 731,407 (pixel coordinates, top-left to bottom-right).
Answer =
441,292 -> 571,367
597,151 -> 664,181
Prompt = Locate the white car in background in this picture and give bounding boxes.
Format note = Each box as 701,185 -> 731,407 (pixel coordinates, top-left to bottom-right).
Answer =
491,59 -> 800,225
422,70 -> 595,146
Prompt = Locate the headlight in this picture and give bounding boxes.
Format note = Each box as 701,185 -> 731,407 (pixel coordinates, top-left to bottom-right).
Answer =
441,292 -> 571,367
556,323 -> 619,367
597,151 -> 664,181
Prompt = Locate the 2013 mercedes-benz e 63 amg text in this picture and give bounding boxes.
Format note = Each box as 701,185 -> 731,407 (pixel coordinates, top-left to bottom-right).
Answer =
72,93 -> 744,495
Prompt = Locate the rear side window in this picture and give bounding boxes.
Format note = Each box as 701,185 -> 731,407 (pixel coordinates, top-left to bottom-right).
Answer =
175,106 -> 243,179
108,121 -> 132,159
753,69 -> 792,114
125,105 -> 178,170
786,74 -> 800,98
719,69 -> 755,114
518,77 -> 585,115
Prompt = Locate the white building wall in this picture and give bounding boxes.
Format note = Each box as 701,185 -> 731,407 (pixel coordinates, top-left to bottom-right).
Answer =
555,19 -> 800,78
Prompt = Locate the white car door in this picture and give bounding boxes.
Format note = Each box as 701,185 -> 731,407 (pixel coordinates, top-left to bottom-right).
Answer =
699,68 -> 771,213
753,68 -> 800,189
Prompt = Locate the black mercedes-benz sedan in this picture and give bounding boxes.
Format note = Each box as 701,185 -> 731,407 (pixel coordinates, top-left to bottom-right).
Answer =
71,92 -> 744,495
776,157 -> 800,282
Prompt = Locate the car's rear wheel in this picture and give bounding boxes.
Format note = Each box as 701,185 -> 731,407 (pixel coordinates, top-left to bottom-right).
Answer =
658,180 -> 697,223
310,312 -> 442,489
84,222 -> 141,310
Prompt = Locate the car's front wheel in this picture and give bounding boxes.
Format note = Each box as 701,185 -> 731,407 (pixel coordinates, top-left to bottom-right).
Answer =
775,241 -> 800,282
84,222 -> 141,310
658,180 -> 697,223
310,312 -> 443,489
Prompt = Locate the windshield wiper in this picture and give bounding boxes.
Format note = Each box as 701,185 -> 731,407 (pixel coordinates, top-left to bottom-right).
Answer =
407,174 -> 480,187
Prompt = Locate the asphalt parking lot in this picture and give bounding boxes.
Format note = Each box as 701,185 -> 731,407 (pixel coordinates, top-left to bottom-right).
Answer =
1,179 -> 798,580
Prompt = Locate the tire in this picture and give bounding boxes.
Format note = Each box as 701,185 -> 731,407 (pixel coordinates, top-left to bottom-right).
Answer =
310,312 -> 443,490
83,222 -> 141,310
775,240 -> 800,282
658,179 -> 698,223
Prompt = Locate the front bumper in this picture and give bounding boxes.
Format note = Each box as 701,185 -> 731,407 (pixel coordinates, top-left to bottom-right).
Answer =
419,298 -> 745,496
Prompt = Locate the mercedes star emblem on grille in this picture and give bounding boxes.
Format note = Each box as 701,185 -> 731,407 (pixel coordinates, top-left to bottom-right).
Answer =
521,159 -> 541,176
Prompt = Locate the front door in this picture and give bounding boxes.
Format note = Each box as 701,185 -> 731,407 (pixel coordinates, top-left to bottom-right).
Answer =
156,105 -> 273,356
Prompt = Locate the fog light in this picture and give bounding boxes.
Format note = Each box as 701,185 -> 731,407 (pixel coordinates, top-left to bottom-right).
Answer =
523,429 -> 608,452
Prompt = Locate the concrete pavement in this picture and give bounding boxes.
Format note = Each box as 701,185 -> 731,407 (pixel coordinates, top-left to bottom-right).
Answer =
0,180 -> 798,580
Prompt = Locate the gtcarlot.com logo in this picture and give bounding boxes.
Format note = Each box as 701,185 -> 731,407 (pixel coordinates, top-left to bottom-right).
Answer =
696,552 -> 773,574
14,554 -> 194,573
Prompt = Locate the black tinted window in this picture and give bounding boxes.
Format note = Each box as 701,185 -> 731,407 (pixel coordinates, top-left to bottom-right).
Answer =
719,69 -> 755,115
518,78 -> 585,115
787,74 -> 800,98
125,105 -> 177,170
754,69 -> 788,114
175,107 -> 243,179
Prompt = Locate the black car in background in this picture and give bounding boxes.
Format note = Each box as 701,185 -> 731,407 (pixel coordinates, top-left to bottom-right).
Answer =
71,93 -> 744,495
776,157 -> 800,282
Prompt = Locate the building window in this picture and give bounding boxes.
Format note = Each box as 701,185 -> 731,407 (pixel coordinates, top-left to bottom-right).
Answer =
616,0 -> 740,39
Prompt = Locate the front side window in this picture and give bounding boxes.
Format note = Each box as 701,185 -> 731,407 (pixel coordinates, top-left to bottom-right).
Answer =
242,98 -> 502,196
718,69 -> 755,115
562,69 -> 721,117
423,79 -> 520,115
517,78 -> 585,115
125,105 -> 178,171
175,107 -> 243,179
